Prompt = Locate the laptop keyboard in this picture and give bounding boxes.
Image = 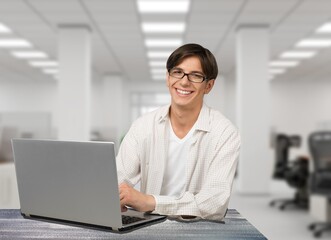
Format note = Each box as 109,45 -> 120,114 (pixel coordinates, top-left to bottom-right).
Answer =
122,215 -> 145,225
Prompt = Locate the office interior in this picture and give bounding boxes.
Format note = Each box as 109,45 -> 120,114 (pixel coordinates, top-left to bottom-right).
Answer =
0,0 -> 331,239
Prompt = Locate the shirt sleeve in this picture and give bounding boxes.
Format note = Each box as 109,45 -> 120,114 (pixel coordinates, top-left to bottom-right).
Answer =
153,126 -> 240,221
116,122 -> 141,186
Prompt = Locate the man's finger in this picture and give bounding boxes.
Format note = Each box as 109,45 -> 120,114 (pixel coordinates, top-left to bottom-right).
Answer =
121,205 -> 128,212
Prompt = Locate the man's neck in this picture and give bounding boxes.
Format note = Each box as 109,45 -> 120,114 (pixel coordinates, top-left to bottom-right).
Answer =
169,103 -> 202,139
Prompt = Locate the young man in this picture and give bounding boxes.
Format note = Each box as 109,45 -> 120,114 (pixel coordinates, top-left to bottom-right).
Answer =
117,43 -> 240,221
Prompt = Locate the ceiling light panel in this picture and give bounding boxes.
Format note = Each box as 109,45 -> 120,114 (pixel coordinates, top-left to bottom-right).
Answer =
269,68 -> 286,74
269,61 -> 299,67
137,0 -> 190,13
29,61 -> 58,67
280,51 -> 317,59
147,51 -> 172,58
145,38 -> 182,47
296,39 -> 331,48
11,51 -> 48,59
151,68 -> 166,74
316,22 -> 331,33
149,61 -> 166,67
42,68 -> 58,74
0,23 -> 11,33
0,39 -> 32,48
142,22 -> 186,33
152,74 -> 165,81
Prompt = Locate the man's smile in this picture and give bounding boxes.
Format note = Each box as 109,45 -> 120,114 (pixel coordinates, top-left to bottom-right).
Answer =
176,88 -> 193,95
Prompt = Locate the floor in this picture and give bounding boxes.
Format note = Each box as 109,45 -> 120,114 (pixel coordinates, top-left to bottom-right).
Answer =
229,189 -> 331,239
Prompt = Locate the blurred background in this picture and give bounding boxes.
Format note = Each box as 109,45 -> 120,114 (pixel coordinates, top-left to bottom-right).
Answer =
0,0 -> 331,239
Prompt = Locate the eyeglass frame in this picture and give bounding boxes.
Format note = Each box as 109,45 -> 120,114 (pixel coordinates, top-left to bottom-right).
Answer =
168,68 -> 208,83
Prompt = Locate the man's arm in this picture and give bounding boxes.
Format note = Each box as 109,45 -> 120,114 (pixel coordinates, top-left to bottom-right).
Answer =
116,122 -> 141,187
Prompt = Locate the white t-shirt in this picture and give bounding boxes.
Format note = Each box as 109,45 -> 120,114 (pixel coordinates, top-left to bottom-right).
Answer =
160,120 -> 196,197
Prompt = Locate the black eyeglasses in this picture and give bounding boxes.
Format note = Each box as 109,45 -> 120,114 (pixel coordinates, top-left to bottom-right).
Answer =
168,68 -> 207,83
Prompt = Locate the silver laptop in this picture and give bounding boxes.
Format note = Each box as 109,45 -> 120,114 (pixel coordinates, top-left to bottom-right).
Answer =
11,139 -> 166,232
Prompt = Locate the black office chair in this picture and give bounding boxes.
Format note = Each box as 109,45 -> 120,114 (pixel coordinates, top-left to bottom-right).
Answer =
269,134 -> 309,210
308,131 -> 331,238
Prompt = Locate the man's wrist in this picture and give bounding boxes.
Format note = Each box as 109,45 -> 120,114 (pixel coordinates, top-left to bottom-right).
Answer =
146,195 -> 156,212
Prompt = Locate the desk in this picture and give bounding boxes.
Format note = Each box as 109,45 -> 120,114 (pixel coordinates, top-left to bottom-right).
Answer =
0,209 -> 267,239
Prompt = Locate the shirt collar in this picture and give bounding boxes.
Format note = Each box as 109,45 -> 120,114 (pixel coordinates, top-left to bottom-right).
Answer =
158,104 -> 171,123
158,103 -> 211,132
195,103 -> 211,132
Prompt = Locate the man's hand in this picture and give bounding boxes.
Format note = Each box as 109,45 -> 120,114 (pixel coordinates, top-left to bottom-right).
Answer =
119,183 -> 156,212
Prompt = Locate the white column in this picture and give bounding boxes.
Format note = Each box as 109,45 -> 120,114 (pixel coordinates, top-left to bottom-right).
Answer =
58,25 -> 91,141
102,75 -> 124,149
236,26 -> 272,194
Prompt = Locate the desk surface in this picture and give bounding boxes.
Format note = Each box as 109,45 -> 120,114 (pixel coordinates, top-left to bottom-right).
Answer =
0,209 -> 267,239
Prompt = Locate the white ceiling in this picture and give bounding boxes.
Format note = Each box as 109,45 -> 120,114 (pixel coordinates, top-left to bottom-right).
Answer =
0,0 -> 331,83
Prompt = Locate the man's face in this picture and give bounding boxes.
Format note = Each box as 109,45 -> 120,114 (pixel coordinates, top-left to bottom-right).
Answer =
166,56 -> 214,110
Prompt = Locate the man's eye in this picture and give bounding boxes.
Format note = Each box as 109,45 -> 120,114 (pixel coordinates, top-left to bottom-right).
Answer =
191,74 -> 203,78
173,70 -> 183,74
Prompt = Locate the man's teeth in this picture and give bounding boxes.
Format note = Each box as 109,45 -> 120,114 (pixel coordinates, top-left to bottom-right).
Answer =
177,89 -> 191,95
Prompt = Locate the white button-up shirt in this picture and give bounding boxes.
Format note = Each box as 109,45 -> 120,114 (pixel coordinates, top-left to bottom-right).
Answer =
116,104 -> 240,221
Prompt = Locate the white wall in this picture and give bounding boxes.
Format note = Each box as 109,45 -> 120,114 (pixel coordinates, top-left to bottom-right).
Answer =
0,79 -> 57,113
0,78 -> 58,137
271,76 -> 331,159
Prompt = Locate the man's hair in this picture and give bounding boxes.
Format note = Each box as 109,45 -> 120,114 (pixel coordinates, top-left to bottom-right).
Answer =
166,43 -> 218,81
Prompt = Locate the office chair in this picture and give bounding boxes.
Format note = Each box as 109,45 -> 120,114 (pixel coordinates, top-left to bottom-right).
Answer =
269,134 -> 309,210
307,131 -> 331,238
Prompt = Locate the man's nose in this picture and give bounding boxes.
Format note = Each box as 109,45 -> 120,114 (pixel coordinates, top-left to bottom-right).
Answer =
180,74 -> 190,85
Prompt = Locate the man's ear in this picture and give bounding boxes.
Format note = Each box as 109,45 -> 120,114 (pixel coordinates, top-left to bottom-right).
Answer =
204,79 -> 215,94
